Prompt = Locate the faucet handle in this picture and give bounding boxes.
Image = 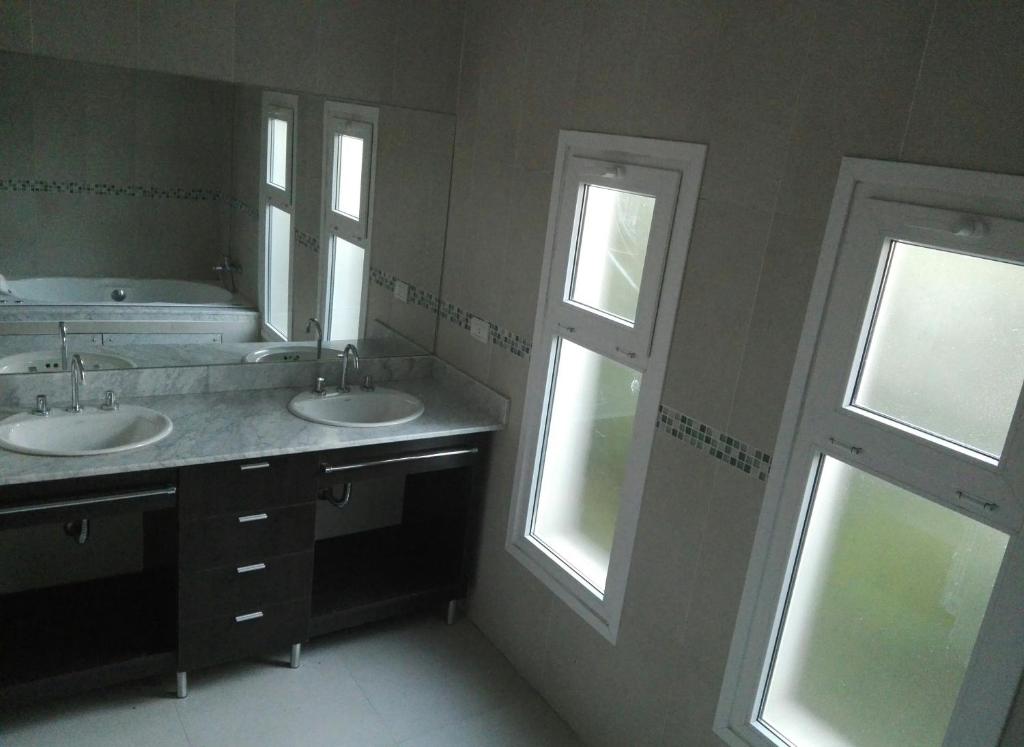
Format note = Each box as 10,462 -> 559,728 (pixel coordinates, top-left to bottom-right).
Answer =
101,390 -> 118,411
361,375 -> 375,392
314,376 -> 326,395
33,394 -> 50,416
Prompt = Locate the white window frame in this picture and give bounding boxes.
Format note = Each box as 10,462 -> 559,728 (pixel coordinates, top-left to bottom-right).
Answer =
317,101 -> 377,342
258,91 -> 297,342
715,157 -> 1024,747
506,131 -> 706,643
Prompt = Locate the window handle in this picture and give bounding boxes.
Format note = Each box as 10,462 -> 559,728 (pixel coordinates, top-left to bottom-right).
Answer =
828,437 -> 863,455
956,490 -> 998,513
615,346 -> 637,359
557,323 -> 576,333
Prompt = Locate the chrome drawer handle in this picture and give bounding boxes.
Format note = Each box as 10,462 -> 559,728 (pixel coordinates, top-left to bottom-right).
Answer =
234,611 -> 264,623
236,562 -> 266,574
240,462 -> 270,471
238,513 -> 268,523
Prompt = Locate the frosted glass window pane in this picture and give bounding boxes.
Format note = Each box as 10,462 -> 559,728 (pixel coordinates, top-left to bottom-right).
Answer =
334,134 -> 364,221
328,236 -> 364,341
531,339 -> 642,593
265,205 -> 291,336
569,185 -> 655,325
854,241 -> 1024,457
267,117 -> 289,190
761,457 -> 1007,747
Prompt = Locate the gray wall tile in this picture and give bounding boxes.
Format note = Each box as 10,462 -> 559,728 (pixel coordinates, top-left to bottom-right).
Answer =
138,0 -> 236,81
0,0 -> 32,53
31,0 -> 140,68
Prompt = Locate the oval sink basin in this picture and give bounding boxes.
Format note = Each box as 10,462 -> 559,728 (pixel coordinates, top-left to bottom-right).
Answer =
0,351 -> 136,374
289,388 -> 424,428
243,346 -> 343,363
0,405 -> 173,456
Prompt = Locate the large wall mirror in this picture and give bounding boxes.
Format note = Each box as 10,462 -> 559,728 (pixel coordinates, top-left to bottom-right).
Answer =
0,51 -> 453,374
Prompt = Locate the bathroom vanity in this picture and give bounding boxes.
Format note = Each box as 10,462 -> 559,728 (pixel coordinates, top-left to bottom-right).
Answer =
0,372 -> 501,704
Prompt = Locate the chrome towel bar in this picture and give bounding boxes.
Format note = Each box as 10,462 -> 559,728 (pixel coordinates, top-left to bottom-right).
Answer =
320,446 -> 479,475
0,485 -> 177,517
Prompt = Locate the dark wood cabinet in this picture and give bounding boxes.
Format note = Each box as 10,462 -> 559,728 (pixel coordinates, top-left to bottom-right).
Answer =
0,434 -> 487,703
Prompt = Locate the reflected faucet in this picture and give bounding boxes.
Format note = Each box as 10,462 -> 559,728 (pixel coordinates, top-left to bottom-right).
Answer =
338,344 -> 360,393
58,321 -> 69,371
213,255 -> 240,293
67,354 -> 85,413
306,318 -> 324,360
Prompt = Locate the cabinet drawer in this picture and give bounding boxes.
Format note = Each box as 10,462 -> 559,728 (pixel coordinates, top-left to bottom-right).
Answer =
179,598 -> 309,670
178,453 -> 318,521
180,504 -> 315,571
179,551 -> 314,622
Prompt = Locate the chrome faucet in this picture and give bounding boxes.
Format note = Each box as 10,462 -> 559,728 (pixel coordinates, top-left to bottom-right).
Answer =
338,344 -> 360,393
306,317 -> 323,360
58,321 -> 69,371
213,255 -> 240,293
67,354 -> 85,413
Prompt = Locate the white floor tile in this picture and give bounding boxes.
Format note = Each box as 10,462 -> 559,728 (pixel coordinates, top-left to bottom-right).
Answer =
174,654 -> 394,747
324,616 -> 533,742
399,690 -> 583,747
0,616 -> 579,747
0,680 -> 189,747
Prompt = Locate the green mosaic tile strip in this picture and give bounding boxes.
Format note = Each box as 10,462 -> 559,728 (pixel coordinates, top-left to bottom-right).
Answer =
228,196 -> 258,220
369,266 -> 440,314
437,300 -> 532,358
294,229 -> 319,253
656,403 -> 772,481
0,178 -> 221,201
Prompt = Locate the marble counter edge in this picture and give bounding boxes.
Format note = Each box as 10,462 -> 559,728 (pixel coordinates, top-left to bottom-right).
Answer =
0,377 -> 507,487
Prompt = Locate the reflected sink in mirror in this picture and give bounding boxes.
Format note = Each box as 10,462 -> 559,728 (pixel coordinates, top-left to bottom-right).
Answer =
288,389 -> 424,428
0,351 -> 136,375
0,405 -> 173,456
243,346 -> 345,364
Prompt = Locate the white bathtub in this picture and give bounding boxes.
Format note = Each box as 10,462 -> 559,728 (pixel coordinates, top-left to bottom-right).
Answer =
6,277 -> 236,306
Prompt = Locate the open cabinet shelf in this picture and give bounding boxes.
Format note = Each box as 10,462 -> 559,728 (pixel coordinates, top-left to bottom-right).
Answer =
0,569 -> 177,701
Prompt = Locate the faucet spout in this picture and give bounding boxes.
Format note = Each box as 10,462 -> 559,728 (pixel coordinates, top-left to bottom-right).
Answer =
59,321 -> 68,371
305,318 -> 324,360
338,344 -> 360,393
67,354 -> 85,413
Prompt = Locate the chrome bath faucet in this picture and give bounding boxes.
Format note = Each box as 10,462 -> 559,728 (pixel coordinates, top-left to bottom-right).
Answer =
306,317 -> 324,360
58,320 -> 69,371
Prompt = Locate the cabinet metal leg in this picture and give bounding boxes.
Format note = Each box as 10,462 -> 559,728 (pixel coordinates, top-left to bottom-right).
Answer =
176,671 -> 188,699
290,643 -> 302,669
446,599 -> 460,625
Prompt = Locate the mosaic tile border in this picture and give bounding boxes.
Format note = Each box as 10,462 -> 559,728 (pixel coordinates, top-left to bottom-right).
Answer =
369,267 -> 441,315
0,178 -> 220,201
294,229 -> 319,254
437,300 -> 532,358
228,196 -> 258,220
656,403 -> 772,481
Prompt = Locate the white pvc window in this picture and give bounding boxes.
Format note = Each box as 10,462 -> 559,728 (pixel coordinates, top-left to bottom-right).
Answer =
715,159 -> 1024,747
318,102 -> 376,341
258,93 -> 297,341
507,131 -> 706,641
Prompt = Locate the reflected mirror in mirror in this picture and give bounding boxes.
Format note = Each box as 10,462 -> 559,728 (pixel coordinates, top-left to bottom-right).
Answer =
0,50 -> 454,374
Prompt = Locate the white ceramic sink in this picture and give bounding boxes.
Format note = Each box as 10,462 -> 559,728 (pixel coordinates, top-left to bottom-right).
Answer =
243,346 -> 343,363
0,405 -> 173,456
0,351 -> 136,374
289,388 -> 424,428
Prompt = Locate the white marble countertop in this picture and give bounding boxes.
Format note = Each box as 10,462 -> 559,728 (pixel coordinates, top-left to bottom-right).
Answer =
0,378 -> 503,486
